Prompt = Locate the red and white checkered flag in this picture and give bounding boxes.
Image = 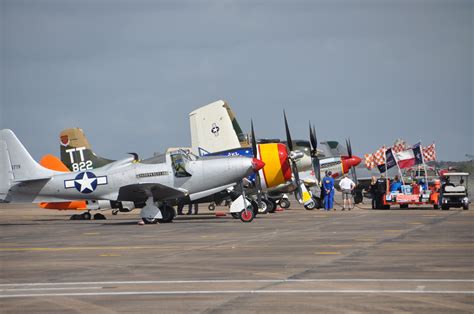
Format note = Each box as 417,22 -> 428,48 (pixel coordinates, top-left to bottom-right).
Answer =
392,139 -> 407,153
373,146 -> 386,166
364,154 -> 376,169
422,143 -> 436,161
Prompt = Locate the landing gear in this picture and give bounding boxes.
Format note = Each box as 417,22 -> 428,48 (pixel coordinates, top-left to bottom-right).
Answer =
257,199 -> 269,214
157,205 -> 175,223
94,213 -> 106,220
279,198 -> 291,209
354,190 -> 363,204
140,197 -> 163,224
441,204 -> 450,210
208,203 -> 216,211
112,209 -> 119,215
82,212 -> 92,220
304,198 -> 317,210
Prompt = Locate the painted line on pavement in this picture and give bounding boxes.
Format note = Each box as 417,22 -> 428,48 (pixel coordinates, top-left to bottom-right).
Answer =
1,279 -> 473,287
1,289 -> 473,298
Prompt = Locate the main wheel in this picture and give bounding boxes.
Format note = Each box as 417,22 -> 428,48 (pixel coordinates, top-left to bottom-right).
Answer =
239,209 -> 255,223
279,198 -> 291,209
463,203 -> 469,210
354,191 -> 363,204
158,205 -> 175,223
208,203 -> 216,211
262,199 -> 275,213
94,213 -> 106,220
82,212 -> 92,220
257,199 -> 269,214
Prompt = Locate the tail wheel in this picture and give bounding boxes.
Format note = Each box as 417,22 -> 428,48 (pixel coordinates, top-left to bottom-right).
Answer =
279,198 -> 290,209
239,209 -> 255,223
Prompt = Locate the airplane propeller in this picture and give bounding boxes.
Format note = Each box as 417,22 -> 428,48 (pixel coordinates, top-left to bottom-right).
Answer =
250,120 -> 264,207
283,111 -> 305,202
345,138 -> 358,183
309,122 -> 321,183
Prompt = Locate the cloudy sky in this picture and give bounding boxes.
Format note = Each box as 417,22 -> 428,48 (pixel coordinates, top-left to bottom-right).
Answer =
1,0 -> 472,161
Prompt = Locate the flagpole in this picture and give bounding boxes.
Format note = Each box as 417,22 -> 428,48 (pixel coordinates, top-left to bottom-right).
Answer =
420,140 -> 429,188
392,148 -> 405,185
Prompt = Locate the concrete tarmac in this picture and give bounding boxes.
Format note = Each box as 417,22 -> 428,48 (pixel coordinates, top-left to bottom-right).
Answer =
0,201 -> 473,313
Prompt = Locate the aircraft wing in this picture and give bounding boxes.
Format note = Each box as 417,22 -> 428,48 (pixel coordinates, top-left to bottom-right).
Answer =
117,183 -> 188,202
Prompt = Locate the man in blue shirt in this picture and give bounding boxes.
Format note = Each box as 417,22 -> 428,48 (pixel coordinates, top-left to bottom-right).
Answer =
322,171 -> 335,211
390,175 -> 402,192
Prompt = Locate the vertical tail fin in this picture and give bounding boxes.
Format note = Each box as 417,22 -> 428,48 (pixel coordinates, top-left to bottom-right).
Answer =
0,129 -> 56,192
189,100 -> 249,156
59,128 -> 115,171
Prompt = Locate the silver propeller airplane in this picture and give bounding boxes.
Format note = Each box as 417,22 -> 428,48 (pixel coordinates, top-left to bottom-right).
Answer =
0,129 -> 265,223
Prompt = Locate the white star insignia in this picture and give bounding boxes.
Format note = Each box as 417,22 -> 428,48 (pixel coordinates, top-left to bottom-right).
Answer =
76,172 -> 97,192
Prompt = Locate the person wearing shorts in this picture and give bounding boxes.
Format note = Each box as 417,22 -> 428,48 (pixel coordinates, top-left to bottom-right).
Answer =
339,174 -> 356,210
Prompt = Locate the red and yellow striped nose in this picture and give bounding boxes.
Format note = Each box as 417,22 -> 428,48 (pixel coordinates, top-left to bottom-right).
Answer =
257,143 -> 292,189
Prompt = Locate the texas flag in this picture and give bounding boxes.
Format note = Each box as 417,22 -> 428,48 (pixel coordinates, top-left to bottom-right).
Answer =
396,143 -> 424,169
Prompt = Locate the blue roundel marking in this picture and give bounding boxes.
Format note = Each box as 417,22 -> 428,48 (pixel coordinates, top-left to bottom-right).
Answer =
74,171 -> 98,194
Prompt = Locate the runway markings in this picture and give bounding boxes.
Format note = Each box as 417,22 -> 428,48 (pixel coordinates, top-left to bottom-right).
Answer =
1,289 -> 473,298
0,287 -> 102,292
82,232 -> 101,235
1,279 -> 473,287
315,252 -> 341,255
99,254 -> 121,257
0,246 -> 177,252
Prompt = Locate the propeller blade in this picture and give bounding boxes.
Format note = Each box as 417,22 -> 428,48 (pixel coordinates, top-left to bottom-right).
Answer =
283,110 -> 293,152
309,122 -> 317,152
250,119 -> 263,207
309,123 -> 321,182
250,120 -> 258,159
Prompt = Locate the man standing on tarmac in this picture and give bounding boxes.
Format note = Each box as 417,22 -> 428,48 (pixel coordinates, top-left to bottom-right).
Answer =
322,171 -> 335,211
339,174 -> 356,210
375,174 -> 387,209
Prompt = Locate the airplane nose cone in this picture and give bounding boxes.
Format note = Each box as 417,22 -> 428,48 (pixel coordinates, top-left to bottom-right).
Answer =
351,156 -> 362,167
251,158 -> 266,172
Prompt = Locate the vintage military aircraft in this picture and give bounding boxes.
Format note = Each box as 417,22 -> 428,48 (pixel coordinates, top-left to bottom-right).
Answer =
189,100 -> 362,209
0,129 -> 265,223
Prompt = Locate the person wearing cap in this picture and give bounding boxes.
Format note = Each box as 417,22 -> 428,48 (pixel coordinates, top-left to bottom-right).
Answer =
339,174 -> 356,210
322,171 -> 335,211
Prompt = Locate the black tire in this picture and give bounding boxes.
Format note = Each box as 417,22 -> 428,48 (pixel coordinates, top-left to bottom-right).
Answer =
208,203 -> 216,211
231,213 -> 240,219
268,199 -> 277,213
158,205 -> 175,223
70,214 -> 80,220
250,200 -> 260,216
256,199 -> 269,214
262,199 -> 276,213
354,191 -> 363,204
82,212 -> 92,220
94,213 -> 106,220
279,199 -> 291,209
239,209 -> 255,223
400,204 -> 409,209
463,204 -> 469,210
